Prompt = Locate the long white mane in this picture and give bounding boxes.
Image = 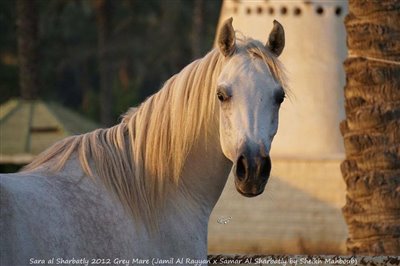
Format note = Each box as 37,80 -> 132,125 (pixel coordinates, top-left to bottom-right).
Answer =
23,38 -> 286,230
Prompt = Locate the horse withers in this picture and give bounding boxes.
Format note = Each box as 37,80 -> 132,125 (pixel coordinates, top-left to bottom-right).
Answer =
0,18 -> 287,265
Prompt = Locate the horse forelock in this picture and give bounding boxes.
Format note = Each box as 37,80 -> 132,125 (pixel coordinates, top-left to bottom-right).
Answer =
238,37 -> 288,92
22,38 -> 287,232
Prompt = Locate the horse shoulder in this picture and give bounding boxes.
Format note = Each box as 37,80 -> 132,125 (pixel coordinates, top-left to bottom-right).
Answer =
1,173 -> 44,264
0,171 -> 137,259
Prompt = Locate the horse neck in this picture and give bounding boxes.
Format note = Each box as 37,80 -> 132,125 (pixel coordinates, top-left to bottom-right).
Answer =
175,120 -> 232,217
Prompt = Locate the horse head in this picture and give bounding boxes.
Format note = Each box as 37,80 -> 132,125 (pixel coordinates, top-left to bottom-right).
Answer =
216,18 -> 286,197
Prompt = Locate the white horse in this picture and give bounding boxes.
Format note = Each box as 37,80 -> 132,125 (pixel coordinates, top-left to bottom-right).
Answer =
0,18 -> 287,265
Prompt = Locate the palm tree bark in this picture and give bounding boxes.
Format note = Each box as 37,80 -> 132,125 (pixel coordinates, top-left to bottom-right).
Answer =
341,0 -> 400,255
16,0 -> 39,100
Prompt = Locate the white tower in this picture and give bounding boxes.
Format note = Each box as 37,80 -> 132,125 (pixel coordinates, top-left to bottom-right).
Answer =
209,0 -> 349,254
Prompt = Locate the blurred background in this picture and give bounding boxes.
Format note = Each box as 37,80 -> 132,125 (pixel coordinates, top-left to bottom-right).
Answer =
0,0 -> 222,122
1,0 -> 399,257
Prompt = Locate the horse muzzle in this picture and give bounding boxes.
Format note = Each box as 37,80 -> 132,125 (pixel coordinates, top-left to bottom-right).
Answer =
233,147 -> 271,197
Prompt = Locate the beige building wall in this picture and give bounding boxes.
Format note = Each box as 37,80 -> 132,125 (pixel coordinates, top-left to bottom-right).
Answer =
209,0 -> 349,255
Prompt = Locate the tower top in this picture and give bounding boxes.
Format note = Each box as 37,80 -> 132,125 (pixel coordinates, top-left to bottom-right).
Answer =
224,0 -> 346,19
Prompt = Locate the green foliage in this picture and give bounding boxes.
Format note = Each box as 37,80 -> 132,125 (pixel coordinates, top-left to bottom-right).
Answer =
0,0 -> 222,124
0,0 -> 18,103
113,78 -> 139,123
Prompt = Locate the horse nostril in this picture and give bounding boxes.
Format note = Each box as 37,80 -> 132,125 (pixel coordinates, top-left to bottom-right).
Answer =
260,156 -> 271,178
236,155 -> 247,181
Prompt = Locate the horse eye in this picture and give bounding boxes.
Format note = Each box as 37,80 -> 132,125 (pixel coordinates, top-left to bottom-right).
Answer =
217,91 -> 230,102
217,92 -> 225,101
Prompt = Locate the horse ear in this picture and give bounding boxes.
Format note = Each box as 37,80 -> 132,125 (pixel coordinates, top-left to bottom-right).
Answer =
217,17 -> 236,57
266,20 -> 285,57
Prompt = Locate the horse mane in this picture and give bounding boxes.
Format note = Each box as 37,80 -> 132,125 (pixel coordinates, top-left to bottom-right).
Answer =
23,38 -> 286,231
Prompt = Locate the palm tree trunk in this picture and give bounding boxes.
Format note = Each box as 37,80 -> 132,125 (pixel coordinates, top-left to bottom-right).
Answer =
341,0 -> 400,255
16,0 -> 39,100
